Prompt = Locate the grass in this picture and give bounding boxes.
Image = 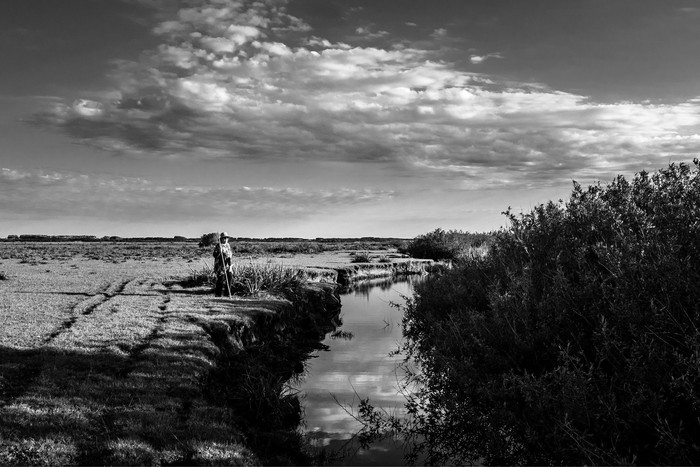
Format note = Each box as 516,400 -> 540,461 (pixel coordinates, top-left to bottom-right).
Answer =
0,241 -> 204,262
181,262 -> 216,288
0,238 -> 406,262
179,260 -> 307,298
0,251 -> 261,465
0,262 -> 247,463
230,261 -> 306,296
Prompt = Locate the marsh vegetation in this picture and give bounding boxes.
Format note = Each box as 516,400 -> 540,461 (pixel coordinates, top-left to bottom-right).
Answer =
399,228 -> 493,261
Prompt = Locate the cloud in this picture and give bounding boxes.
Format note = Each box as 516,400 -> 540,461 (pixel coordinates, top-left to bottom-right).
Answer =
677,7 -> 700,15
0,168 -> 394,221
352,26 -> 390,41
469,53 -> 503,64
431,28 -> 448,39
30,0 -> 700,190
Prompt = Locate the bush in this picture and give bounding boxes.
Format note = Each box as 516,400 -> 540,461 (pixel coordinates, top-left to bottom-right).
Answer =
351,251 -> 372,263
198,232 -> 219,248
361,161 -> 700,465
400,228 -> 492,261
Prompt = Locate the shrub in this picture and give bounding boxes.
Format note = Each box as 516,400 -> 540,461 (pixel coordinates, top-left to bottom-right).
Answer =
198,232 -> 219,248
351,252 -> 372,263
401,228 -> 492,261
361,161 -> 700,465
0,271 -> 7,280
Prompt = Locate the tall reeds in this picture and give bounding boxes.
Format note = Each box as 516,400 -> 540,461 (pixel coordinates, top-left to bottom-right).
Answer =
230,262 -> 306,297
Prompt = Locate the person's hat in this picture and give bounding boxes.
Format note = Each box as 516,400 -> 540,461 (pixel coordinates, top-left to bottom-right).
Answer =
220,232 -> 229,238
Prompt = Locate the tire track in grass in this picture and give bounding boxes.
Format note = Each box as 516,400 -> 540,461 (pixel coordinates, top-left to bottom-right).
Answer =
41,292 -> 105,345
2,279 -> 138,409
116,290 -> 171,379
104,278 -> 132,298
0,284 -> 122,409
87,285 -> 177,462
42,278 -> 136,346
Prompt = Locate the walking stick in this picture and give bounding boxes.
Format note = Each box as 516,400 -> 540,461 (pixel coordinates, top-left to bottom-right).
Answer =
218,235 -> 232,298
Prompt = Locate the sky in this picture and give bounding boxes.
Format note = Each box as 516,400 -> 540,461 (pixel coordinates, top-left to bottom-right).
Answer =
2,0 -> 700,238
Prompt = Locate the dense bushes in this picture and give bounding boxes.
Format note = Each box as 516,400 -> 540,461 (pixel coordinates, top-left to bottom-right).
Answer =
400,228 -> 493,260
363,161 -> 700,465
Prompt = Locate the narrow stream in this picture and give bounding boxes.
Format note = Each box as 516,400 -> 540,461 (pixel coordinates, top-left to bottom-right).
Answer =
296,276 -> 423,465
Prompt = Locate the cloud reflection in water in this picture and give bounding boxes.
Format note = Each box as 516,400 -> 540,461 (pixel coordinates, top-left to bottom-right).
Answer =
296,278 -> 420,464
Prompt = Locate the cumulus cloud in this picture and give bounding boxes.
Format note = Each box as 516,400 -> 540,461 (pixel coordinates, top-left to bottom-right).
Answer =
0,168 -> 394,221
30,0 -> 700,189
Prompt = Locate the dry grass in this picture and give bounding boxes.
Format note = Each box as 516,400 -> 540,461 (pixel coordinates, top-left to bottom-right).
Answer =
0,248 -> 266,465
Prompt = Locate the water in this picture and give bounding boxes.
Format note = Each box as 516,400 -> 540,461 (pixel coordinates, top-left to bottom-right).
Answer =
296,276 -> 422,465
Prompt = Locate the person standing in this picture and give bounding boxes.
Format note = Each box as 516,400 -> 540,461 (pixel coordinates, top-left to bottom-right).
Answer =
213,232 -> 233,297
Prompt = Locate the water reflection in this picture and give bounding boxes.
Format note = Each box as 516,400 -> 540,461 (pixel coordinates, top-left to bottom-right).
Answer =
297,276 -> 423,465
340,274 -> 423,300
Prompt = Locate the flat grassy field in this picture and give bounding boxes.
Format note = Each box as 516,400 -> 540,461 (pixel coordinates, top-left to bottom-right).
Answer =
0,242 -> 335,465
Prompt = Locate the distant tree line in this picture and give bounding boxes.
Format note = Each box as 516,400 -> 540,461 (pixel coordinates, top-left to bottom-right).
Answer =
2,234 -> 409,246
2,235 -> 195,242
197,232 -> 408,248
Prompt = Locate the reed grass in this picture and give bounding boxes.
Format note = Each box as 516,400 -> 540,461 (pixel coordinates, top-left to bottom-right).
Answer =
180,260 -> 306,297
230,262 -> 305,296
180,262 -> 216,288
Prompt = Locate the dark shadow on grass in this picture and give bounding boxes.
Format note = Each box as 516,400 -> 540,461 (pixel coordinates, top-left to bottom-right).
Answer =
1,283 -> 344,466
0,344 -> 248,466
164,288 -> 213,296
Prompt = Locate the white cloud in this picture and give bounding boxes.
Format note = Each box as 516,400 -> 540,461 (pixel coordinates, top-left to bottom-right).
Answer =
354,26 -> 389,40
30,0 -> 700,190
470,53 -> 503,64
72,99 -> 104,117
